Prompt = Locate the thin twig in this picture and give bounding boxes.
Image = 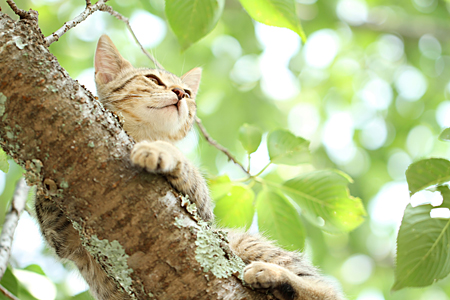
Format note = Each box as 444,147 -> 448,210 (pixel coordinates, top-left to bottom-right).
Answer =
252,162 -> 272,178
44,1 -> 163,69
99,6 -> 164,69
0,178 -> 29,280
5,0 -> 34,20
0,284 -> 19,300
195,117 -> 250,176
45,0 -> 109,45
246,154 -> 251,173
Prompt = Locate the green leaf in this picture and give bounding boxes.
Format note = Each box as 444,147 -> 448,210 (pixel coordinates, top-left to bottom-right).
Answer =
237,0 -> 306,41
439,128 -> 450,141
71,291 -> 95,300
214,185 -> 255,229
165,0 -> 225,50
238,124 -> 263,154
256,190 -> 305,251
282,170 -> 365,233
209,175 -> 232,200
23,265 -> 45,276
0,148 -> 9,173
437,185 -> 450,208
0,268 -> 18,298
406,158 -> 450,196
393,204 -> 450,290
17,286 -> 39,300
267,129 -> 310,165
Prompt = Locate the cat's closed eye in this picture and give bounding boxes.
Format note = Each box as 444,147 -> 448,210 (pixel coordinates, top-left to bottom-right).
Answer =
145,74 -> 165,87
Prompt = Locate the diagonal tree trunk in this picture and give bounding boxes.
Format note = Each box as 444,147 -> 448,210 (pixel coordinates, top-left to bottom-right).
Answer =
0,11 -> 270,300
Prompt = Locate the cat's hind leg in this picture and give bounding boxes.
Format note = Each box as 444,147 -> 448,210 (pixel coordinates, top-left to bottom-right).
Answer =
228,231 -> 342,300
244,261 -> 340,300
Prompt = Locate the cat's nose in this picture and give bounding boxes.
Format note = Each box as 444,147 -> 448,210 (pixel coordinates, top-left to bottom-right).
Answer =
172,87 -> 186,100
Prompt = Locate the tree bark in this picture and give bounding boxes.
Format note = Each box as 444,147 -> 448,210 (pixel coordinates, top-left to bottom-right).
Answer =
0,11 -> 270,300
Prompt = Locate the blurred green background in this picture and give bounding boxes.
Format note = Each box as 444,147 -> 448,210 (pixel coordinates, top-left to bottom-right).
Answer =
1,0 -> 450,299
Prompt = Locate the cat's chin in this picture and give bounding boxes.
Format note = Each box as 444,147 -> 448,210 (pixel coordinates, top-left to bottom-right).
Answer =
162,98 -> 189,118
124,109 -> 192,143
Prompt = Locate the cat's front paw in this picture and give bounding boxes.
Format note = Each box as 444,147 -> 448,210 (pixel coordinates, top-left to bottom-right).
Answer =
244,261 -> 287,289
131,141 -> 181,174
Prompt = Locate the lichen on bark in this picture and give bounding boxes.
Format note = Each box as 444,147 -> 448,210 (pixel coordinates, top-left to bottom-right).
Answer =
195,221 -> 246,280
0,93 -> 7,117
177,195 -> 246,280
72,221 -> 134,296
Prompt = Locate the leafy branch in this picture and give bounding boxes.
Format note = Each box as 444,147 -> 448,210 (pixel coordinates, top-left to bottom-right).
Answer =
209,125 -> 366,249
195,117 -> 251,176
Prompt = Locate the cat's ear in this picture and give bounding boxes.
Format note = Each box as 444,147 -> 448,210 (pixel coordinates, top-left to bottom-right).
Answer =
181,68 -> 202,97
95,34 -> 133,84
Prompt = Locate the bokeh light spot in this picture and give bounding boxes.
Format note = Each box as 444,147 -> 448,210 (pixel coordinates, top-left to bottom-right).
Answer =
304,29 -> 340,69
288,103 -> 321,140
377,34 -> 404,62
359,117 -> 387,150
361,78 -> 393,110
341,254 -> 374,284
419,34 -> 442,59
230,55 -> 261,84
369,181 -> 410,229
387,150 -> 412,180
436,100 -> 450,128
129,10 -> 166,48
395,66 -> 427,101
406,125 -> 434,158
336,0 -> 368,26
211,35 -> 242,60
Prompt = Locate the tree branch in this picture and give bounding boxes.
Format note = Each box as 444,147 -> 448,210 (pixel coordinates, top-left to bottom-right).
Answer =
44,0 -> 108,45
0,284 -> 20,300
5,0 -> 37,21
98,6 -> 163,69
0,11 -> 268,300
0,178 -> 29,279
195,117 -> 251,176
44,0 -> 163,69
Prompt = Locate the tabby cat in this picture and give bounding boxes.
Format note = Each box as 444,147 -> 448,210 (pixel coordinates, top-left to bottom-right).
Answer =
34,34 -> 343,300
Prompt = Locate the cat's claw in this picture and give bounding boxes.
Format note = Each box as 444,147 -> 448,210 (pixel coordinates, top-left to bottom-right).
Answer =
131,141 -> 180,174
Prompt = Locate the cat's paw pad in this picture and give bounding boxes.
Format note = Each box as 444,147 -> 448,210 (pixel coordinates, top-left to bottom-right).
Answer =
244,262 -> 286,289
131,141 -> 179,173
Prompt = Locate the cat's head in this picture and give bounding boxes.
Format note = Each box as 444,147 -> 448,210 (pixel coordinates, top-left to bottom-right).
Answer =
94,34 -> 201,143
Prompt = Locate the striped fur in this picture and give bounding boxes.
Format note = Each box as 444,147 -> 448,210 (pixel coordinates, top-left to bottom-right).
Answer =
34,35 -> 343,300
94,34 -> 212,221
229,231 -> 343,300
